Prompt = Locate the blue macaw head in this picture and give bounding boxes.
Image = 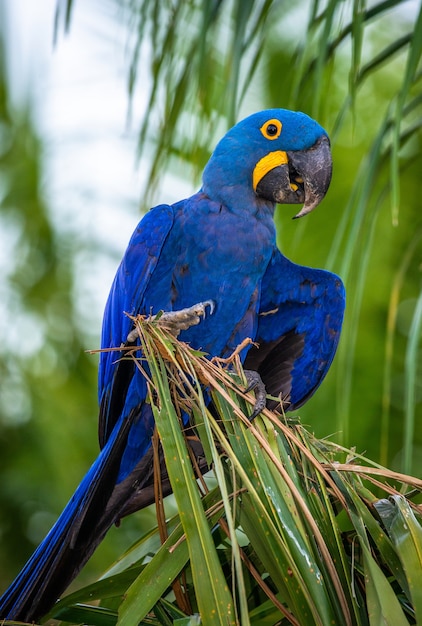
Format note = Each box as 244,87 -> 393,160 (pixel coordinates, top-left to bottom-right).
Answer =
202,109 -> 332,217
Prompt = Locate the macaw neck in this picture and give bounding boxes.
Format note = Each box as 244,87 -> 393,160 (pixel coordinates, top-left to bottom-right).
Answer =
200,180 -> 276,218
202,148 -> 276,217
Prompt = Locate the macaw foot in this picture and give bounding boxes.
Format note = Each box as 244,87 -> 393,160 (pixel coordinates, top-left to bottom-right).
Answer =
127,300 -> 215,342
156,300 -> 215,335
244,370 -> 267,419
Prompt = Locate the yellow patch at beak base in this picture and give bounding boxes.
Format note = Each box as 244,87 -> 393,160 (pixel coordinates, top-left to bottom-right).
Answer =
253,150 -> 289,191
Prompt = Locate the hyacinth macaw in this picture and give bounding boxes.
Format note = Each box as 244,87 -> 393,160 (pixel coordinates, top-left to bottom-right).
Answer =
0,109 -> 345,622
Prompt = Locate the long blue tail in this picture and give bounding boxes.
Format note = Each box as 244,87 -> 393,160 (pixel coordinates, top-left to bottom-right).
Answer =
0,412 -> 135,622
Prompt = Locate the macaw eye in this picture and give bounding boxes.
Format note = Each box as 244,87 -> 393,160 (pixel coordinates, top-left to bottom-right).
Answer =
260,119 -> 282,140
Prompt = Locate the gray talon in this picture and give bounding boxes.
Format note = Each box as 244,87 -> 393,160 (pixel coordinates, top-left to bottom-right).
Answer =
244,370 -> 267,419
203,299 -> 215,316
127,300 -> 216,342
158,299 -> 215,335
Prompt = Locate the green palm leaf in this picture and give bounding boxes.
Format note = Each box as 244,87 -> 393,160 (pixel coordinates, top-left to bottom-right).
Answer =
45,317 -> 422,625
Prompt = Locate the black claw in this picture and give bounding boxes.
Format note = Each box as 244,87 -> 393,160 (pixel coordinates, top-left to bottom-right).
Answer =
244,370 -> 267,419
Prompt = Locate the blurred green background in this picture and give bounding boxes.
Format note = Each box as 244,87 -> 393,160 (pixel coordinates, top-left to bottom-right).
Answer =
0,0 -> 421,592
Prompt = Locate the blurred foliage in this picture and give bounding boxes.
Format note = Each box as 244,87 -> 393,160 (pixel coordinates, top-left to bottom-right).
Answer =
0,15 -> 100,583
0,0 -> 421,608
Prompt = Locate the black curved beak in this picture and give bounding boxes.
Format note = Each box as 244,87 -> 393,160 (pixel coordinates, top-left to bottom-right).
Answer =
255,135 -> 332,218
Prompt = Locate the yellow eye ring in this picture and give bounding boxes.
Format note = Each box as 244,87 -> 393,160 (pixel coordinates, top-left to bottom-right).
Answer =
260,118 -> 282,140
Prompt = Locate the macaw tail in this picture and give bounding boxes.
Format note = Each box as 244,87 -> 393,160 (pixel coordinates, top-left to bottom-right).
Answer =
0,412 -> 136,623
0,410 -> 208,623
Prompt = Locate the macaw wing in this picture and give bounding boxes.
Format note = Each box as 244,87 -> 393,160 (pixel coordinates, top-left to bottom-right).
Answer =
245,249 -> 345,411
98,204 -> 174,446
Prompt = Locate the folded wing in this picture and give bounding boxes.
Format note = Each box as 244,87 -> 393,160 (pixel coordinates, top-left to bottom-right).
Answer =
245,250 -> 345,411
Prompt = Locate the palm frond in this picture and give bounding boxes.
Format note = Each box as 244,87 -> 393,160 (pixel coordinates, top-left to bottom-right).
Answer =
46,317 -> 422,626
